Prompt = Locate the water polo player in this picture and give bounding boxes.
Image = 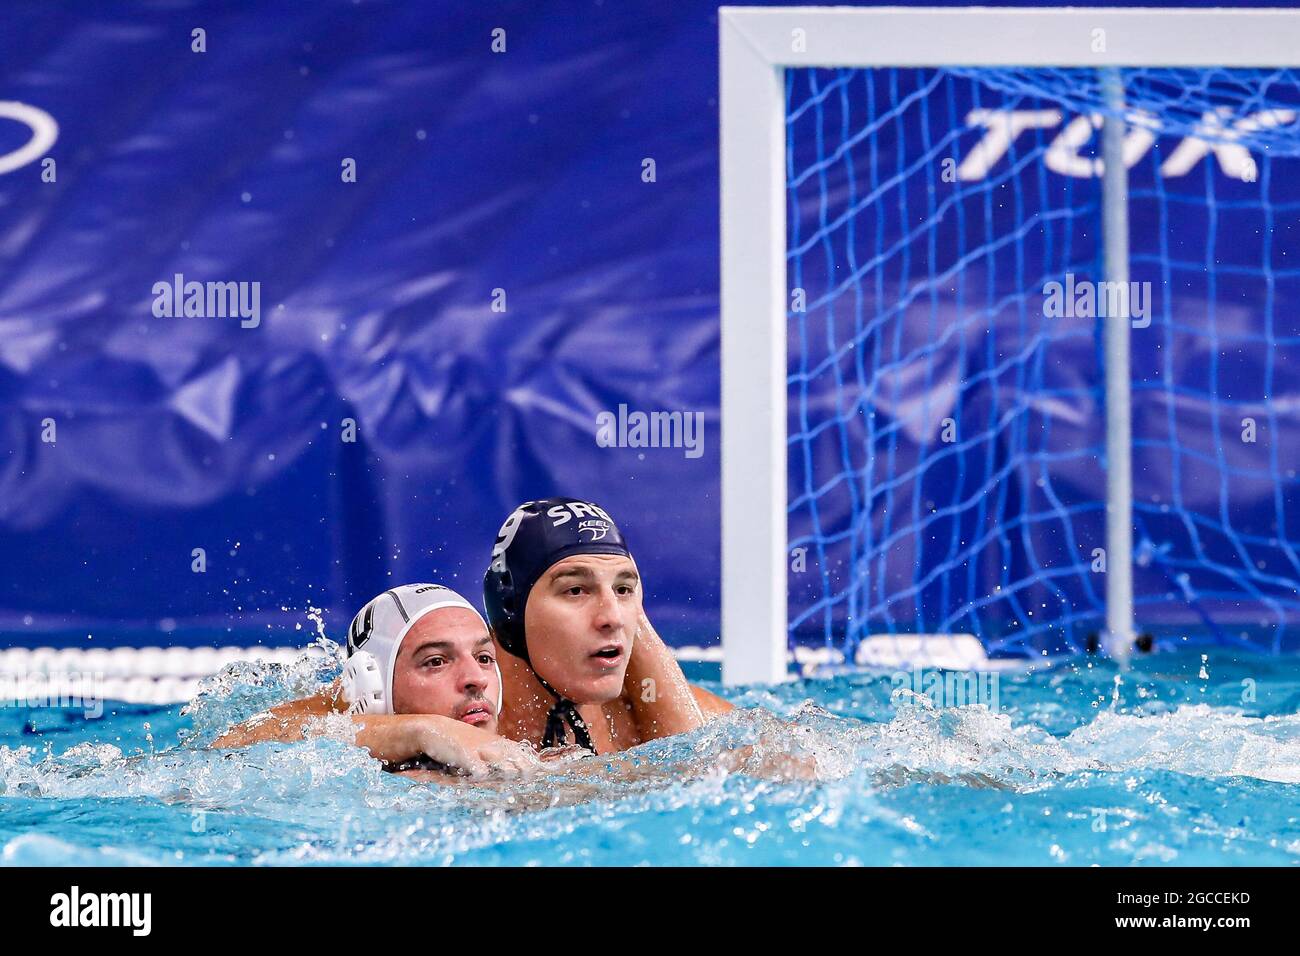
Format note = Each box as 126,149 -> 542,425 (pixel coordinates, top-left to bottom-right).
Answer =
213,584 -> 536,778
213,497 -> 730,769
484,496 -> 732,754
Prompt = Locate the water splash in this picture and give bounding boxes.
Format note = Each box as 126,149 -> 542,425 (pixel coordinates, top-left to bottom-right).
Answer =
180,636 -> 343,744
2,648 -> 1298,865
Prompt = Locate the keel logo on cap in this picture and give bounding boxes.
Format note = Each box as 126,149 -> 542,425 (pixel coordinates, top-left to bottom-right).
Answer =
578,519 -> 610,542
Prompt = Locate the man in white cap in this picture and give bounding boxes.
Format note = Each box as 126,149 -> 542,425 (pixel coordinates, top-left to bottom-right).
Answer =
213,584 -> 538,779
212,572 -> 814,781
213,500 -> 734,772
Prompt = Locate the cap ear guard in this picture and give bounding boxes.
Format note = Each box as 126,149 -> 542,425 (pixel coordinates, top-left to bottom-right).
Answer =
484,566 -> 526,659
342,650 -> 385,715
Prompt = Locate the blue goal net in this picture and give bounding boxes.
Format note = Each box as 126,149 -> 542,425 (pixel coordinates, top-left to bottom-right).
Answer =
784,66 -> 1300,659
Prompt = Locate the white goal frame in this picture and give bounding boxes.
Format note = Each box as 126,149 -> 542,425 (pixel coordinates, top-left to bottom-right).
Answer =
719,5 -> 1300,685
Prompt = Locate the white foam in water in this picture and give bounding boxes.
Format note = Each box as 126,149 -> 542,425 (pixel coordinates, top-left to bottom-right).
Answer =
1064,706 -> 1300,784
1,832 -> 161,867
3,648 -> 1299,865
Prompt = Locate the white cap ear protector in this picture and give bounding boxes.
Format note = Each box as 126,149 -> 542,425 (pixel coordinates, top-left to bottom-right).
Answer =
341,584 -> 504,718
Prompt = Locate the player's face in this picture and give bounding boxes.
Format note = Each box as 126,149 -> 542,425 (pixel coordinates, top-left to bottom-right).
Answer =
523,554 -> 640,704
391,607 -> 500,732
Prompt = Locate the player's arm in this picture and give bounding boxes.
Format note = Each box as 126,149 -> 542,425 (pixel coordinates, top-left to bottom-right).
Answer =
351,713 -> 539,779
210,680 -> 346,748
690,682 -> 735,716
212,686 -> 538,778
622,610 -> 707,739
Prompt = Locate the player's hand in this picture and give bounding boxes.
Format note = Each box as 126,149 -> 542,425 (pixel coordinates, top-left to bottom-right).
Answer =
416,716 -> 540,780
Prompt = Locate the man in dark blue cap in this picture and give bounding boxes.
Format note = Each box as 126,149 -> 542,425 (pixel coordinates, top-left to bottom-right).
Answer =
214,496 -> 730,769
482,496 -> 730,755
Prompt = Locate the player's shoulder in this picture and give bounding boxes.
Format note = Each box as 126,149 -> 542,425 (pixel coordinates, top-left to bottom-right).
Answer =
690,683 -> 734,716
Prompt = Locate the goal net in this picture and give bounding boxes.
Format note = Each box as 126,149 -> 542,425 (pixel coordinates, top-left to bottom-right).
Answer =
785,64 -> 1300,662
720,8 -> 1300,682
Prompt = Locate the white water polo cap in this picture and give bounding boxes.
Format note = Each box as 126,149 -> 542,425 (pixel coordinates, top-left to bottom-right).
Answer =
342,584 -> 503,718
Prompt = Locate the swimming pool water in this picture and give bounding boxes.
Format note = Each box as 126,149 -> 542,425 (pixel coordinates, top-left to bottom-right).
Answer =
2,646 -> 1298,865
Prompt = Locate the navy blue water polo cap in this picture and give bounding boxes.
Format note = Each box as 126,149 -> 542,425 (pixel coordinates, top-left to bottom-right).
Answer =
482,497 -> 631,661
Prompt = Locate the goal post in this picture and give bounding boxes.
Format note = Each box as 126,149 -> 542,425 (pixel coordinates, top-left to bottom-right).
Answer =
719,6 -> 1300,685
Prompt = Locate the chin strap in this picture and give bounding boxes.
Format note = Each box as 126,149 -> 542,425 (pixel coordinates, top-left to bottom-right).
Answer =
536,675 -> 595,753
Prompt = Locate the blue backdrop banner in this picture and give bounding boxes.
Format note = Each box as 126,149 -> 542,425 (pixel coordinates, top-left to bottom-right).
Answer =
2,1 -> 1297,655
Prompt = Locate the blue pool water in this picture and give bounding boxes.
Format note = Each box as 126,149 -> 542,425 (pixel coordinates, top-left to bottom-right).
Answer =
2,646 -> 1299,865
